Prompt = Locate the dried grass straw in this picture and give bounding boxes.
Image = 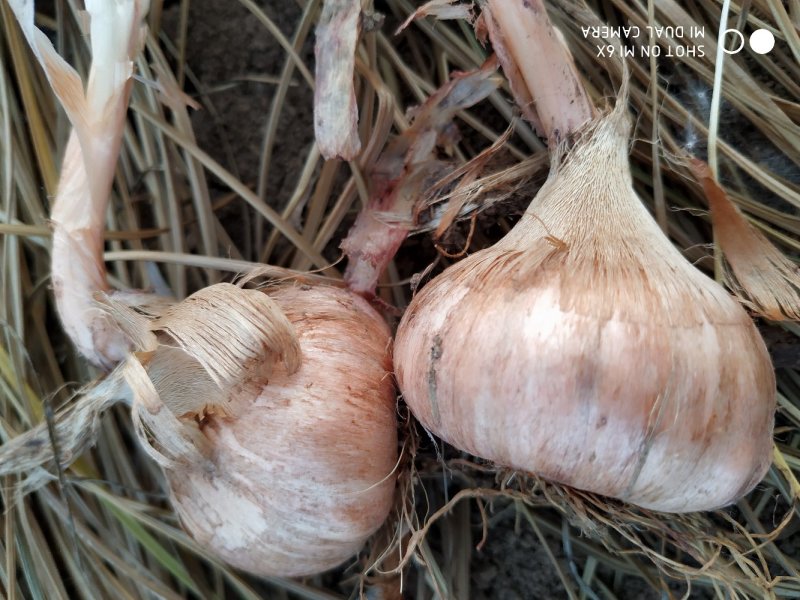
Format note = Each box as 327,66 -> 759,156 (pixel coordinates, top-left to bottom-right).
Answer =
0,0 -> 799,598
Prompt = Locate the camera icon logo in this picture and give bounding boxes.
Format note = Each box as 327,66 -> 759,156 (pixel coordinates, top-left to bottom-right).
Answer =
724,28 -> 775,54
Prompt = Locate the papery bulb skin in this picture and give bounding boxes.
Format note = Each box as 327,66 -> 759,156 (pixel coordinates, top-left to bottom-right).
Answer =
166,285 -> 397,576
395,110 -> 775,513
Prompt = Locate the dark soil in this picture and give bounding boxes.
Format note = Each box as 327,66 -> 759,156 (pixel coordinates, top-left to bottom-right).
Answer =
161,0 -> 316,259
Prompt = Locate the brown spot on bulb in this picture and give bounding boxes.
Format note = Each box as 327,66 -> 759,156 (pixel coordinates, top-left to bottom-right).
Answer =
427,335 -> 443,426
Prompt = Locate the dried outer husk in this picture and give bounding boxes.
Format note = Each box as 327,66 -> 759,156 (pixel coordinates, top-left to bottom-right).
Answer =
8,0 -> 150,368
394,101 -> 775,513
691,159 -> 800,321
341,57 -> 501,295
482,0 -> 595,142
123,355 -> 209,468
104,282 -> 302,421
314,0 -> 362,160
148,283 -> 301,390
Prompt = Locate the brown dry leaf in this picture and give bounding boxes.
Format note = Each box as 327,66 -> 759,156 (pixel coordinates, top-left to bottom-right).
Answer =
314,0 -> 362,160
396,0 -> 473,34
691,158 -> 800,321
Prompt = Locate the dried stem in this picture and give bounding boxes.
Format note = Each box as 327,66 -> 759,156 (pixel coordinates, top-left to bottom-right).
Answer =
314,0 -> 362,160
484,0 -> 596,144
8,0 -> 150,368
341,58 -> 500,296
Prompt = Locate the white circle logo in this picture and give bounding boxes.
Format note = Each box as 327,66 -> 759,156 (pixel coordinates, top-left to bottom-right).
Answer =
750,29 -> 775,54
723,28 -> 745,54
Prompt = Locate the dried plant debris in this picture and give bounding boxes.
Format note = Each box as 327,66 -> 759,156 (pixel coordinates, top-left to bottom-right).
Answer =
692,158 -> 800,321
341,58 -> 500,296
396,0 -> 474,35
314,0 -> 362,160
